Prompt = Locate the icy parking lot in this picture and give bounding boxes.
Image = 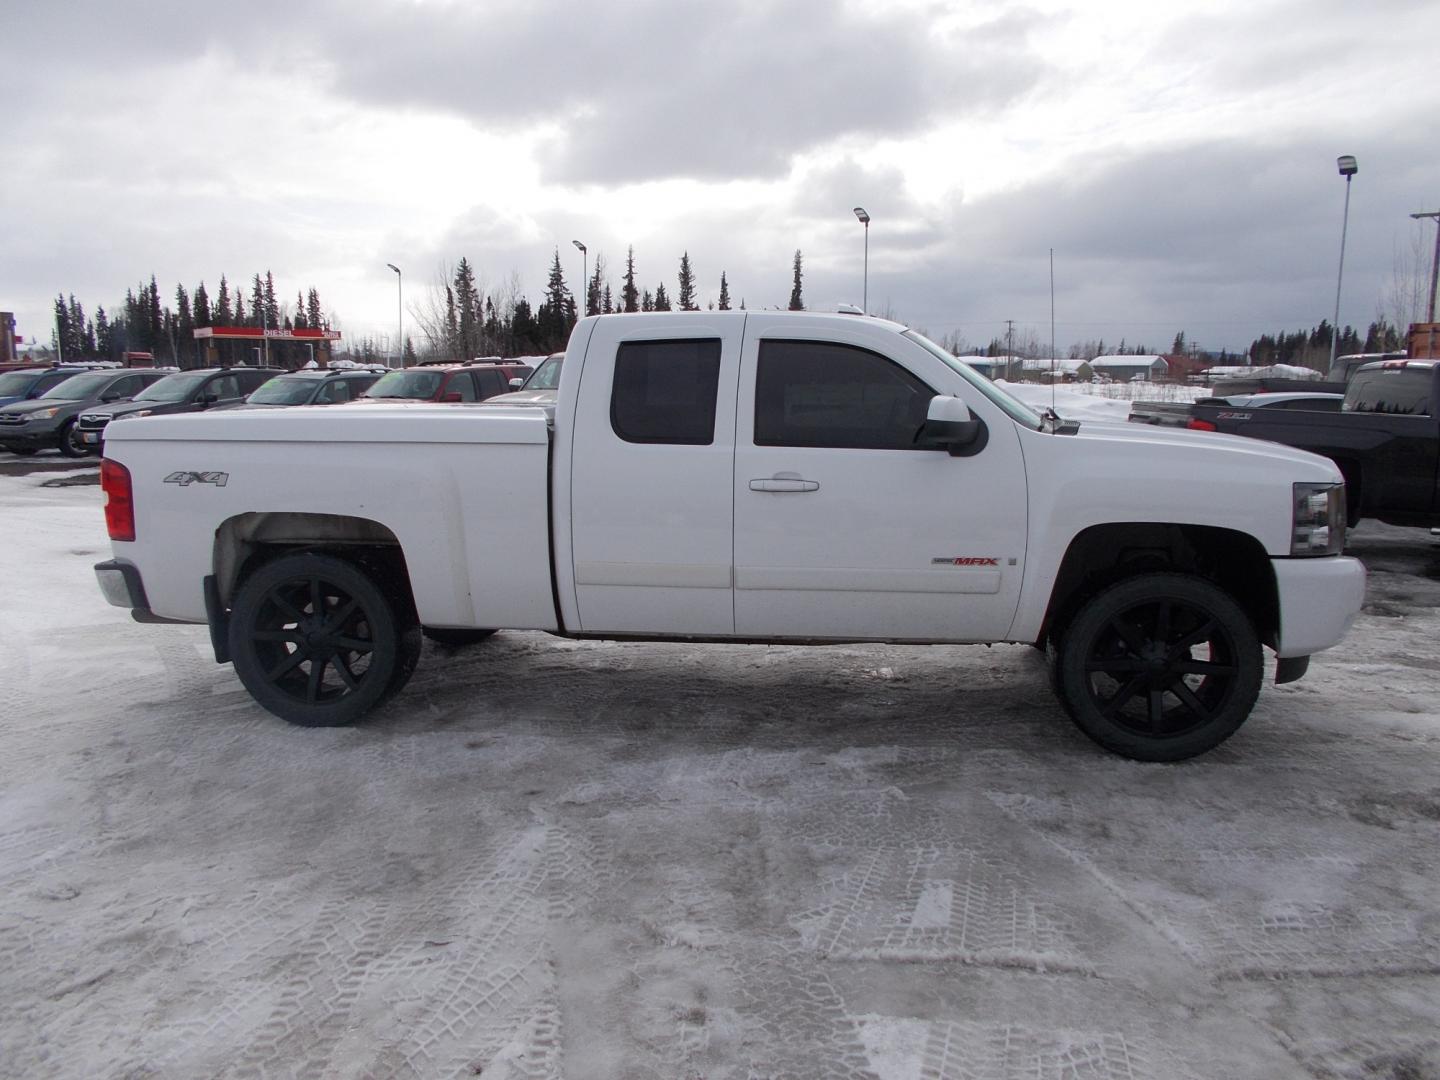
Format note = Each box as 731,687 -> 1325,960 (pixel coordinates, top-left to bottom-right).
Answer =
3,462 -> 1439,1080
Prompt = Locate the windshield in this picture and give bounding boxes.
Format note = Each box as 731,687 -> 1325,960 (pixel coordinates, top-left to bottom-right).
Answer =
0,372 -> 43,395
363,370 -> 443,399
902,330 -> 1045,430
40,372 -> 115,400
522,356 -> 563,390
133,371 -> 212,403
247,376 -> 319,405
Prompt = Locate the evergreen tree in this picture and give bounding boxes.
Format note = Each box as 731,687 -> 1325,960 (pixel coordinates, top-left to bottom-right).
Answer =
215,276 -> 232,326
193,282 -> 211,328
454,258 -> 483,359
175,284 -> 194,366
511,297 -> 538,354
234,293 -> 246,328
586,253 -> 607,318
403,337 -> 418,366
264,271 -> 279,331
250,275 -> 266,329
306,288 -> 323,330
52,294 -> 72,358
653,283 -> 671,311
788,250 -> 805,310
95,306 -> 113,360
484,297 -> 501,353
1170,331 -> 1186,355
641,289 -> 653,312
622,246 -> 639,313
677,252 -> 698,311
292,290 -> 308,330
537,249 -> 574,350
718,272 -> 731,311
602,283 -> 613,314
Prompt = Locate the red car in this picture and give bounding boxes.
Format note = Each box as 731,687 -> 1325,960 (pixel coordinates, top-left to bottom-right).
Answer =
358,361 -> 534,403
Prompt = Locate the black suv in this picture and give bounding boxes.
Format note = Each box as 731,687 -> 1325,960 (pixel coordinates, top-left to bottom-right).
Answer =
0,368 -> 174,457
0,365 -> 116,410
216,366 -> 389,410
77,366 -> 284,453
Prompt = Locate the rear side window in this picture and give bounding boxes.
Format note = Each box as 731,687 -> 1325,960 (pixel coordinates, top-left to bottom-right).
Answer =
1345,368 -> 1432,416
474,369 -> 508,400
611,339 -> 721,444
445,373 -> 478,401
755,340 -> 934,449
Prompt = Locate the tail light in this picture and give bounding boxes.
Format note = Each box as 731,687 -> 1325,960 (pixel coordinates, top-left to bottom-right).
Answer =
101,459 -> 135,541
1186,418 -> 1217,432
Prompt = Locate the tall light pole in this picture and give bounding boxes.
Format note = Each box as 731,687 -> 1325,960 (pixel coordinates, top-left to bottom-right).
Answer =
385,263 -> 402,367
853,207 -> 870,313
1329,155 -> 1358,372
572,240 -> 587,317
1411,209 -> 1440,324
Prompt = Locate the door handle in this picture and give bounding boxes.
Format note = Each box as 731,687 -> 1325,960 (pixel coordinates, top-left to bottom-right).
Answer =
749,478 -> 819,493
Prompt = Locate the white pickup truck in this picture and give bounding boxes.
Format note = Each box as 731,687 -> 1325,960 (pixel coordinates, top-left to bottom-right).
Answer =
94,311 -> 1365,761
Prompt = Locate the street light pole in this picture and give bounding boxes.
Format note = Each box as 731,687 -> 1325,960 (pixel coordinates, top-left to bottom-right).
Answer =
1411,210 -> 1440,324
1330,155 -> 1358,373
386,263 -> 402,367
853,207 -> 870,313
572,240 -> 587,317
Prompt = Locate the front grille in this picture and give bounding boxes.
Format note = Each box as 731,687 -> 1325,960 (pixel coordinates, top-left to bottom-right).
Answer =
78,414 -> 111,431
0,415 -> 26,427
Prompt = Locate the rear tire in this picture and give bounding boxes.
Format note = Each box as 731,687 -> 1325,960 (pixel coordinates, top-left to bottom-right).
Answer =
229,553 -> 402,727
1055,573 -> 1262,761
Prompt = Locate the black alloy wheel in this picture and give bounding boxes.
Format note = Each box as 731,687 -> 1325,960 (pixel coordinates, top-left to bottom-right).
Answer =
58,418 -> 89,458
229,553 -> 404,727
1057,573 -> 1262,761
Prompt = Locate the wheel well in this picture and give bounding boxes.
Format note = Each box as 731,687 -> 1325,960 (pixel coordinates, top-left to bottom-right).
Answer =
1041,523 -> 1278,650
214,512 -> 416,622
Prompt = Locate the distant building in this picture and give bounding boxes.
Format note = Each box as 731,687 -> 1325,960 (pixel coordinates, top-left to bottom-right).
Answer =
1020,357 -> 1093,382
957,355 -> 1023,380
1,312 -> 16,364
1091,354 -> 1169,382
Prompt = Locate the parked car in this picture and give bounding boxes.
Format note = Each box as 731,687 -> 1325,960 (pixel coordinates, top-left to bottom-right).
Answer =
0,368 -> 174,456
215,367 -> 389,410
0,365 -> 115,410
358,361 -> 534,404
1130,390 -> 1345,428
1179,357 -> 1440,527
76,366 -> 284,454
483,353 -> 564,406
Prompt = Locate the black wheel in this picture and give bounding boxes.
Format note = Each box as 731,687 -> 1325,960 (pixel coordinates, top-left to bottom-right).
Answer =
384,623 -> 423,702
229,553 -> 402,727
58,419 -> 89,458
1056,573 -> 1262,761
422,627 -> 498,647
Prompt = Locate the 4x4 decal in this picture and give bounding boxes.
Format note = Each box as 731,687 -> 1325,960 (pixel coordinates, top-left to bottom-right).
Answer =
163,470 -> 229,487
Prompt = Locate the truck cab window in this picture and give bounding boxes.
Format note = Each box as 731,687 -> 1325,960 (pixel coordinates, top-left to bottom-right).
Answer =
754,340 -> 934,449
610,339 -> 721,444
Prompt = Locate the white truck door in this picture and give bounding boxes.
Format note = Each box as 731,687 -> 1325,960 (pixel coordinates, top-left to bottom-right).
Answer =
732,317 -> 1028,641
567,315 -> 745,634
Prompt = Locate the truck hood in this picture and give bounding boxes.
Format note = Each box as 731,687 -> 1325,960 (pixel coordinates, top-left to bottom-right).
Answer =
1071,418 -> 1343,481
103,400 -> 551,446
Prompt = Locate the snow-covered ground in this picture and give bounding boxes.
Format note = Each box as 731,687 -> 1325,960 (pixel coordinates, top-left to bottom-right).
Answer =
3,462 -> 1440,1079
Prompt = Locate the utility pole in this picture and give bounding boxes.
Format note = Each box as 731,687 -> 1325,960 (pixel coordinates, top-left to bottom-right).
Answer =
1411,209 -> 1440,324
1005,319 -> 1015,361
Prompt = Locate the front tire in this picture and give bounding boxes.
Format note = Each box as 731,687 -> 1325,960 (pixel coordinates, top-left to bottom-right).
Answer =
58,419 -> 89,458
229,553 -> 402,727
1055,573 -> 1262,761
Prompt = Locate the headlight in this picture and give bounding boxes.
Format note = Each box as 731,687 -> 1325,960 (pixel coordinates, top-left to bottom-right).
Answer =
1291,482 -> 1345,556
28,407 -> 61,420
116,410 -> 152,421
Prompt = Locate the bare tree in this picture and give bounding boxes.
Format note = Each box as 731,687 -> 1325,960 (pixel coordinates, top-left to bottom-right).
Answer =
1382,224 -> 1432,333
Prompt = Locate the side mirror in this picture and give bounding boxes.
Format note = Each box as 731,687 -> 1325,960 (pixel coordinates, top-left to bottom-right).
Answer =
100,392 -> 120,403
917,395 -> 987,456
508,377 -> 524,389
199,392 -> 219,406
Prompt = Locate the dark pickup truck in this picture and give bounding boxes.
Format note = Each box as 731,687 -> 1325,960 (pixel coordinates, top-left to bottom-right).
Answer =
1189,358 -> 1439,528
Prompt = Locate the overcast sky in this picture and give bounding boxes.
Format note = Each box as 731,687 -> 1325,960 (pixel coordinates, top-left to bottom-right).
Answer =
5,0 -> 1439,357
